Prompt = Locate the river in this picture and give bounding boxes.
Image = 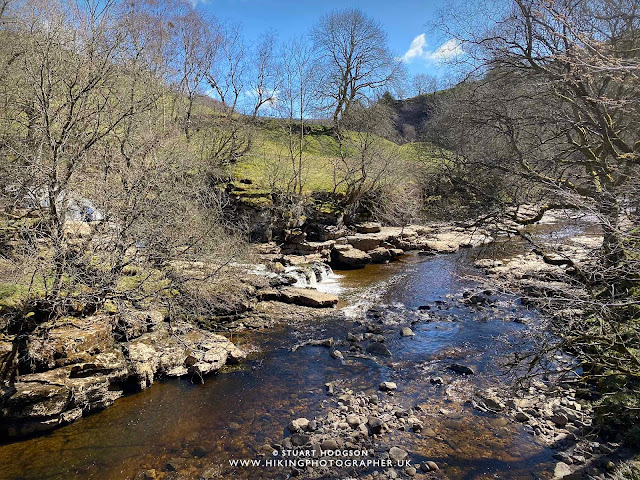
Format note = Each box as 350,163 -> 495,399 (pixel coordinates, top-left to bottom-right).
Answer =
0,225 -> 588,480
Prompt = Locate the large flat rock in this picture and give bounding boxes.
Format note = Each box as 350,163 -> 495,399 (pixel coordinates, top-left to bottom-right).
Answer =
259,287 -> 339,308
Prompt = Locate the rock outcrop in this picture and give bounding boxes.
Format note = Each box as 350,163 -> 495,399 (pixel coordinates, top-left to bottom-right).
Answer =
0,314 -> 244,439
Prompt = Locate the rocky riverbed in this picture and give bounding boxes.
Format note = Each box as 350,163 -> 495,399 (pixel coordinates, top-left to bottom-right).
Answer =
0,218 -> 636,480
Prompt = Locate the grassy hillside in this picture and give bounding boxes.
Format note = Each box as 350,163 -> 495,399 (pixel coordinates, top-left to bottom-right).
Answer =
228,119 -> 439,197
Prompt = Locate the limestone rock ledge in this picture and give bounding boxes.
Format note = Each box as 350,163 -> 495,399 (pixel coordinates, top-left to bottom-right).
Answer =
0,314 -> 244,439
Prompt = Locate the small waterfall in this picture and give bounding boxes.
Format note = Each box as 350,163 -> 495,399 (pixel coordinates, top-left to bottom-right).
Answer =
284,266 -> 316,288
282,263 -> 343,293
249,262 -> 343,293
312,262 -> 333,282
311,262 -> 344,294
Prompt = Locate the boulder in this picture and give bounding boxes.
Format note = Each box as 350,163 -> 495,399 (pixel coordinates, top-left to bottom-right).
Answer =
448,363 -> 475,375
345,235 -> 385,252
331,248 -> 371,268
366,342 -> 392,356
424,240 -> 459,254
356,222 -> 382,233
1,349 -> 128,438
379,381 -> 398,391
259,287 -> 338,308
369,247 -> 395,263
125,321 -> 244,388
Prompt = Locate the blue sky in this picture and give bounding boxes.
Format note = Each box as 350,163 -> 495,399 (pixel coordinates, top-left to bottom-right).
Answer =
194,0 -> 459,82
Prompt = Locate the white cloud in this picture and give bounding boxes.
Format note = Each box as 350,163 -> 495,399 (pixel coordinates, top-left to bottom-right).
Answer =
401,34 -> 427,63
401,35 -> 464,64
429,39 -> 464,61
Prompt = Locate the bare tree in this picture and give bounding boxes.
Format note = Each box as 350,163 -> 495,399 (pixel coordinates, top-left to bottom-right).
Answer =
412,73 -> 437,96
331,100 -> 401,217
248,31 -> 281,119
6,0 -> 155,300
313,8 -> 400,124
277,37 -> 317,195
0,0 -> 245,316
206,23 -> 245,117
170,3 -> 215,138
439,0 -> 640,265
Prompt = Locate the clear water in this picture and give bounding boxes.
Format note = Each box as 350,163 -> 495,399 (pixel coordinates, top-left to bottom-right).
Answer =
0,226 -> 593,480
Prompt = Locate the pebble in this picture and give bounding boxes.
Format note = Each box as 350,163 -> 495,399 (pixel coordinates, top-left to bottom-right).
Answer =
388,447 -> 408,463
288,418 -> 310,432
191,446 -> 208,458
379,381 -> 398,392
550,413 -> 568,427
366,342 -> 392,356
367,416 -> 383,434
291,433 -> 310,446
320,439 -> 340,450
346,414 -> 361,428
554,461 -> 573,478
330,349 -> 344,360
401,327 -> 415,337
425,460 -> 439,471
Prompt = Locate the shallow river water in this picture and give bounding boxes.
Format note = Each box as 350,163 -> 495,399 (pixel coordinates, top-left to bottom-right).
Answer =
0,227 -> 589,480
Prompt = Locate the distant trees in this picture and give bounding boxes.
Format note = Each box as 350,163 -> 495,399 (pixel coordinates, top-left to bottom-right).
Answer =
411,73 -> 437,96
206,23 -> 245,117
313,8 -> 400,124
171,5 -> 213,138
